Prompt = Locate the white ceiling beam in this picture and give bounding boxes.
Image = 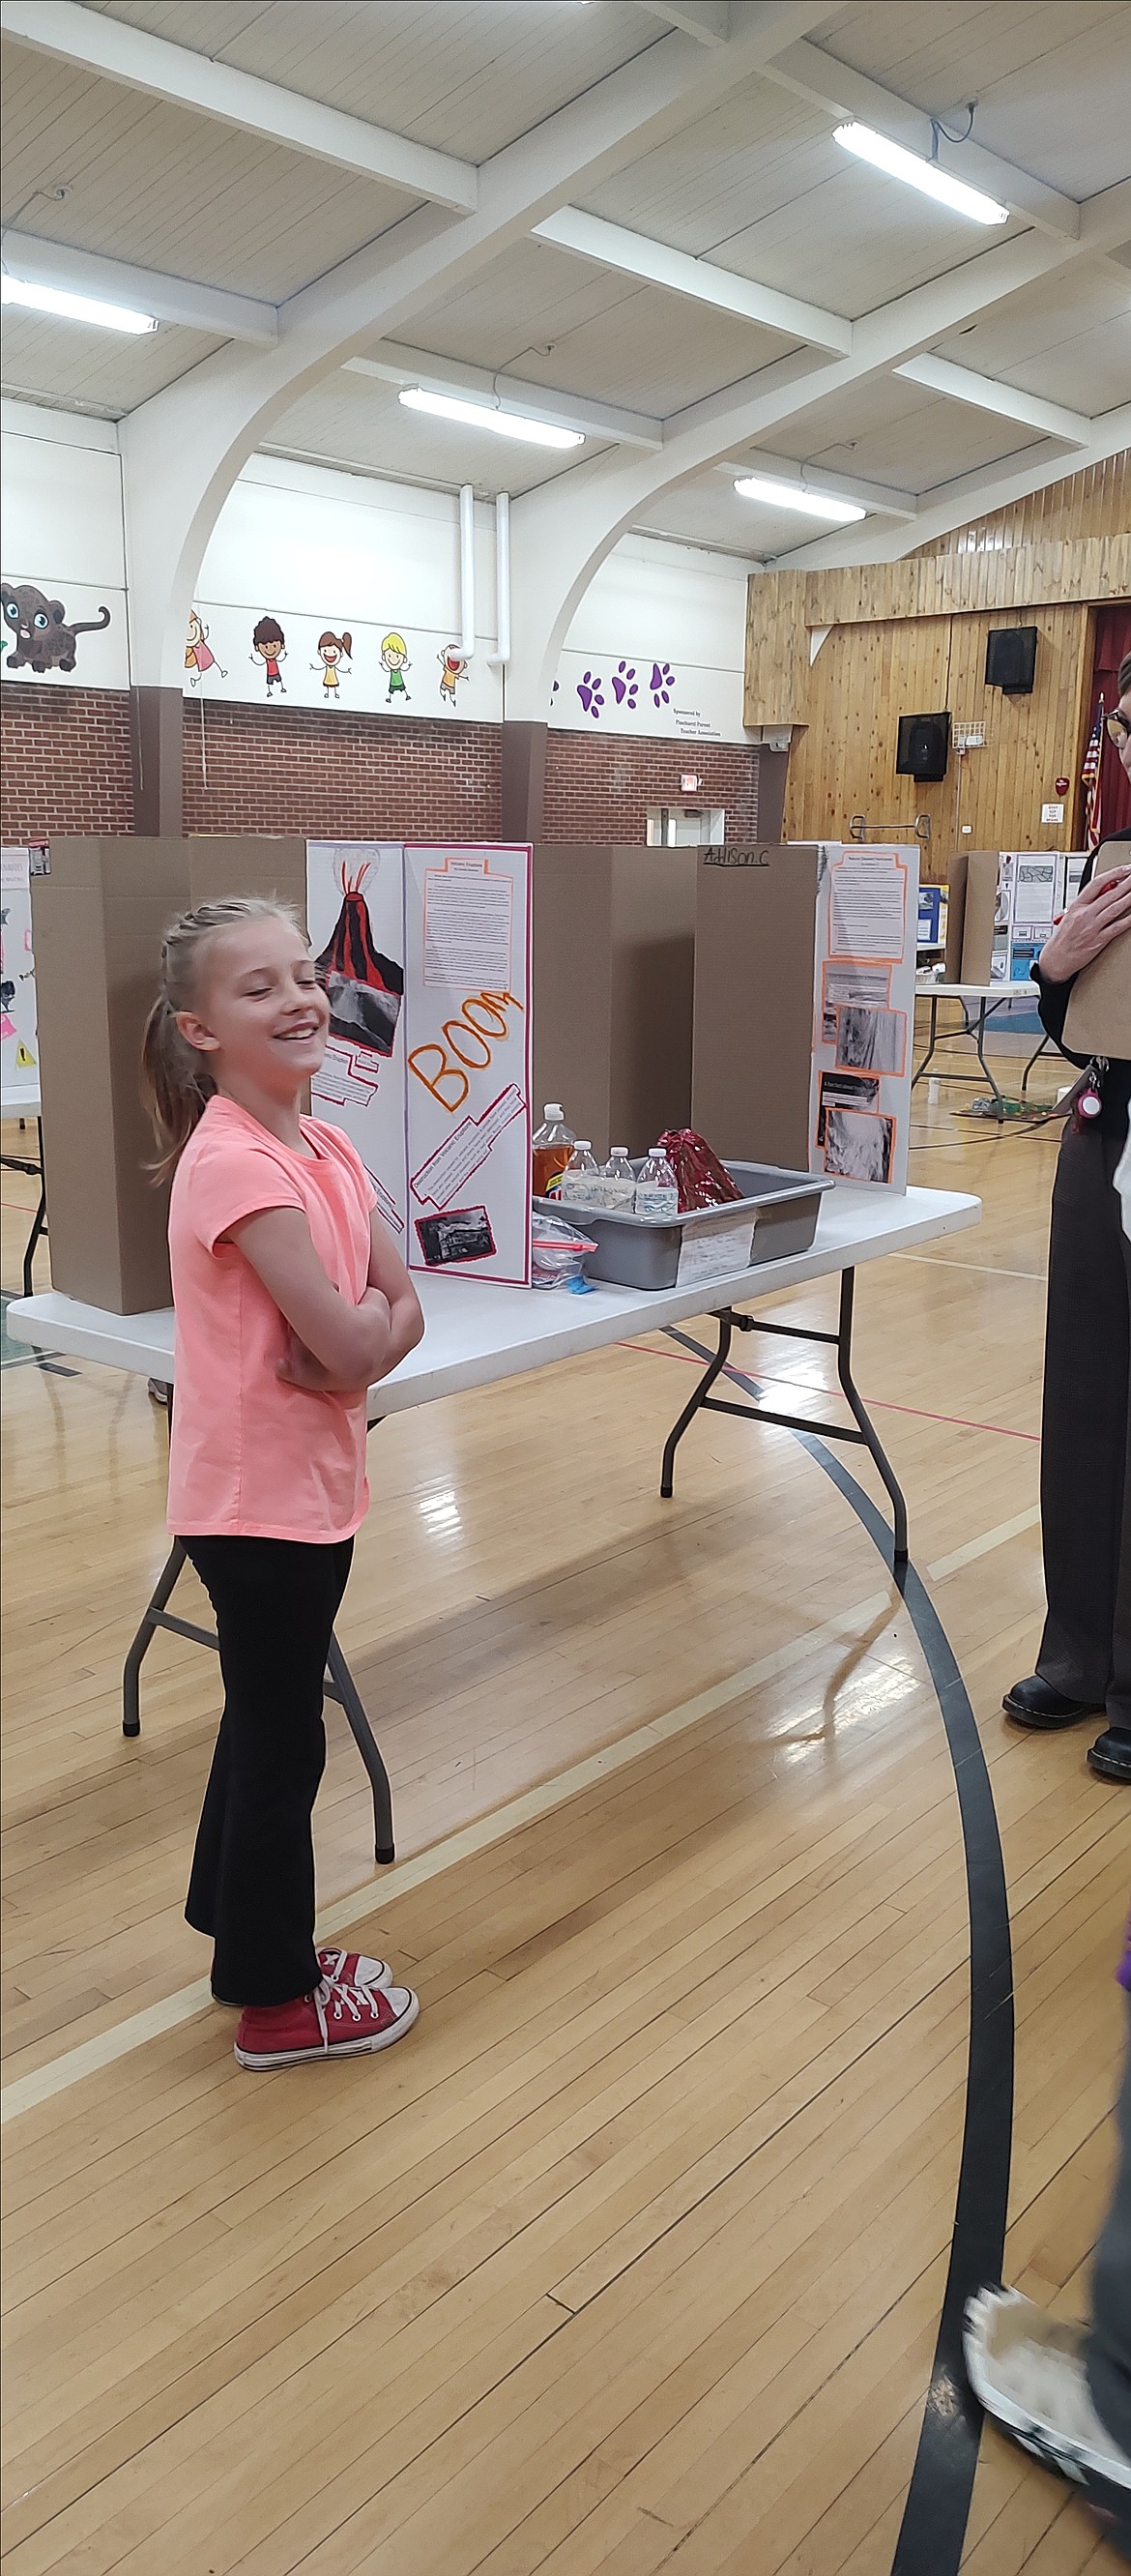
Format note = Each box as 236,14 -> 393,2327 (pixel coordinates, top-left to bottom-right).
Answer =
344,349 -> 663,450
635,1 -> 731,43
894,354 -> 1092,449
716,452 -> 917,517
534,206 -> 852,353
0,229 -> 278,346
762,38 -> 1082,240
0,0 -> 478,211
768,402 -> 1131,570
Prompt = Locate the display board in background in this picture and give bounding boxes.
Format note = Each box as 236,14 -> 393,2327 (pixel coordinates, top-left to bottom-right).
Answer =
691,844 -> 821,1174
1,846 -> 39,1084
305,840 -> 533,1287
809,843 -> 918,1192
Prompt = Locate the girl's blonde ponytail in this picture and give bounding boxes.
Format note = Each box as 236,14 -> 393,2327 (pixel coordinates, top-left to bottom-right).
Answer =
140,894 -> 302,1181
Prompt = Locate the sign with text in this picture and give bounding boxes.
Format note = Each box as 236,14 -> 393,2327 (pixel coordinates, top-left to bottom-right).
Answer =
404,846 -> 533,1286
305,840 -> 533,1285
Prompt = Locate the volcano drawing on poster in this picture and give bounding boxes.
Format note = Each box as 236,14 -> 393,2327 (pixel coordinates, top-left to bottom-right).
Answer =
306,842 -> 408,1238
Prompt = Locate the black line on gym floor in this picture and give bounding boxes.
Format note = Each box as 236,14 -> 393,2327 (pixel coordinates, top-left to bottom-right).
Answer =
665,1329 -> 1015,2576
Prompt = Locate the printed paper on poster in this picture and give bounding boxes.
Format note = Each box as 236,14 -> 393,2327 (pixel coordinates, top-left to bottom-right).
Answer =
828,854 -> 907,960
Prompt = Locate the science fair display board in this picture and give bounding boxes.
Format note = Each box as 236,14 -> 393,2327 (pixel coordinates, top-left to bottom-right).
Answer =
1,846 -> 40,1086
808,842 -> 918,1192
305,840 -> 533,1286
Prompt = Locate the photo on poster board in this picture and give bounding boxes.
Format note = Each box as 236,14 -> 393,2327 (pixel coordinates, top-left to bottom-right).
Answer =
821,960 -> 890,1045
815,1068 -> 880,1145
1,846 -> 39,1085
824,1106 -> 895,1185
403,846 -> 533,1286
833,1004 -> 908,1077
305,842 -> 409,1239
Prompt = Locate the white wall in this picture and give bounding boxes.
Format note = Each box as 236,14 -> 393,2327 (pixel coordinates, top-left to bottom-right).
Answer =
1,403 -> 756,743
0,400 -> 129,688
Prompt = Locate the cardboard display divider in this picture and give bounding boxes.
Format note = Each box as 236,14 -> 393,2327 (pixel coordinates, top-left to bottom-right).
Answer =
32,836 -> 306,1313
691,844 -> 821,1173
531,846 -> 697,1162
943,848 -> 999,983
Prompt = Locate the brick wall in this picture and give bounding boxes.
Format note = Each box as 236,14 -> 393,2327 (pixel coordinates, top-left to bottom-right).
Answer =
182,698 -> 502,839
542,728 -> 760,840
0,685 -> 134,838
2,684 -> 763,844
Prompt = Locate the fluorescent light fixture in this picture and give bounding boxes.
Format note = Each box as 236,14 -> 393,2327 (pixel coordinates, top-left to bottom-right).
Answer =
734,473 -> 865,524
833,124 -> 1008,225
398,387 -> 583,449
1,275 -> 158,333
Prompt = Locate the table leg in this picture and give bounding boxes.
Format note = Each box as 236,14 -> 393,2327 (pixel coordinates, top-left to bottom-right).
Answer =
835,1269 -> 908,1564
120,1539 -> 395,1860
912,993 -> 940,1090
658,1269 -> 910,1564
972,1002 -> 1007,1120
660,1309 -> 733,1497
123,1538 -> 188,1737
326,1636 -> 395,1864
22,1122 -> 47,1298
1021,1033 -> 1052,1097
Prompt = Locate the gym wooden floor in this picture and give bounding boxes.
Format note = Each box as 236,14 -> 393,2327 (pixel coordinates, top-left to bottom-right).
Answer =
3,1038 -> 1129,2574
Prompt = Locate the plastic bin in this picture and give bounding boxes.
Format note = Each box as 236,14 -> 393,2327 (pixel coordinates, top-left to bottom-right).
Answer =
534,1161 -> 830,1291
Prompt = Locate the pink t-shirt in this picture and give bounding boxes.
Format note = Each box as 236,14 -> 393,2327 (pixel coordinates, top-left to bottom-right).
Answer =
166,1096 -> 376,1542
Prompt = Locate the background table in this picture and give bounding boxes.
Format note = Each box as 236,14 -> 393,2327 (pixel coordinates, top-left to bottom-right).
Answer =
9,1179 -> 980,1859
913,981 -> 1046,1119
1,1080 -> 45,1297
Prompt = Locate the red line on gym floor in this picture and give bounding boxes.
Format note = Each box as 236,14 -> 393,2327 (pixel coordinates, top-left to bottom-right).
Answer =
613,1338 -> 1040,1443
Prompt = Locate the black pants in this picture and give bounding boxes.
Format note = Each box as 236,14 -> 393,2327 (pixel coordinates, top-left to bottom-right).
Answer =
183,1535 -> 354,2007
1036,1126 -> 1131,1733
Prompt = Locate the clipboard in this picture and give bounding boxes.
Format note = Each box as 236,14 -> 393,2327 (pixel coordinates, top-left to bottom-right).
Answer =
1062,848 -> 1131,1058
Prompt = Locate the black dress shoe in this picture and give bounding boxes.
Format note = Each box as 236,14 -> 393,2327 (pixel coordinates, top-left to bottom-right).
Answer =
1002,1675 -> 1104,1729
1088,1730 -> 1131,1783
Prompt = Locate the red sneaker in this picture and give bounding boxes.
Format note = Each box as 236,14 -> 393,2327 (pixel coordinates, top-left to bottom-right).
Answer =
319,1947 -> 393,1990
235,1976 -> 419,2069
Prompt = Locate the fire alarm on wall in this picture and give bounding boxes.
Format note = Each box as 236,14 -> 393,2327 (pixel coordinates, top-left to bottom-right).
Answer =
1055,776 -> 1069,795
681,772 -> 702,794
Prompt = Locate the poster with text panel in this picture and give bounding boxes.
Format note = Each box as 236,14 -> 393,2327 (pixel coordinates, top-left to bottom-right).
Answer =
403,844 -> 533,1285
305,841 -> 409,1242
809,843 -> 918,1192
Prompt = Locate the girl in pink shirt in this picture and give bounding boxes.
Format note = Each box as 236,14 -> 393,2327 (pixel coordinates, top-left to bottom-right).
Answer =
142,896 -> 424,2070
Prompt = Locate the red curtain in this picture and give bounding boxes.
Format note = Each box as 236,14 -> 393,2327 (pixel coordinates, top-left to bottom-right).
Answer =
1083,601 -> 1131,840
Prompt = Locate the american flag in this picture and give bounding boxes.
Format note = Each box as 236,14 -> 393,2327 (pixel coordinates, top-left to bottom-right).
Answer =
1082,700 -> 1104,848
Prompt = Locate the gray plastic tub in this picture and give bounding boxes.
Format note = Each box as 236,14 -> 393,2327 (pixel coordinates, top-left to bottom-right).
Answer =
534,1161 -> 831,1291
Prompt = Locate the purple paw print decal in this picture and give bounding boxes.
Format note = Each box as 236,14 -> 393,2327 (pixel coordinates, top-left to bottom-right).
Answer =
650,660 -> 676,708
611,659 -> 638,708
576,670 -> 604,718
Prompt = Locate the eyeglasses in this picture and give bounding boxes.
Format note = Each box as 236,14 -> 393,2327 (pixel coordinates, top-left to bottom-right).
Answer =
1105,710 -> 1131,745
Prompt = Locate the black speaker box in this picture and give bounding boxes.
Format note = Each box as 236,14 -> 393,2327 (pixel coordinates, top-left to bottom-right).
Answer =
985,626 -> 1037,693
896,711 -> 950,781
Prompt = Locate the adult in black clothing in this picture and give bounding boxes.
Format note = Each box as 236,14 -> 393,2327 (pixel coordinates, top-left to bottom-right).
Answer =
1004,649 -> 1131,1782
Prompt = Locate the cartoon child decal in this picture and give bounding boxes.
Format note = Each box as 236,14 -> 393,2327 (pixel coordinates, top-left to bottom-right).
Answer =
438,645 -> 468,708
251,614 -> 286,693
312,630 -> 351,701
185,608 -> 226,685
380,632 -> 411,702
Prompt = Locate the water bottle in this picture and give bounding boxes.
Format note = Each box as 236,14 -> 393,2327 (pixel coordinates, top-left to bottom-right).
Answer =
635,1145 -> 679,1219
532,1104 -> 574,1198
563,1141 -> 601,1207
601,1147 -> 636,1212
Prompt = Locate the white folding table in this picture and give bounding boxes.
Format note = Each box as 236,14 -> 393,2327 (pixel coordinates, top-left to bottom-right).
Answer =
8,1180 -> 980,1859
913,981 -> 1051,1120
1,1080 -> 45,1297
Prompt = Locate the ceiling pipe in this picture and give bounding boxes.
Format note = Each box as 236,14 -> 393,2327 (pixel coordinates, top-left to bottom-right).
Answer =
488,492 -> 510,671
459,483 -> 476,661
